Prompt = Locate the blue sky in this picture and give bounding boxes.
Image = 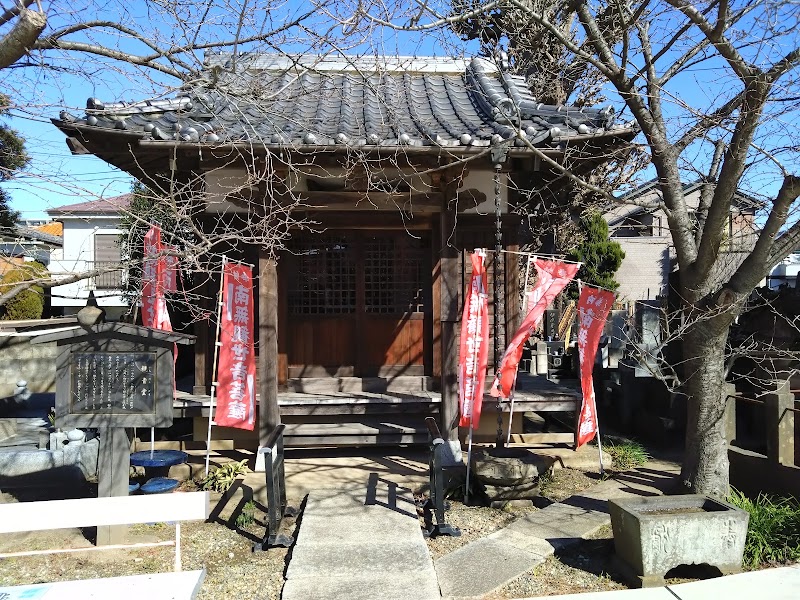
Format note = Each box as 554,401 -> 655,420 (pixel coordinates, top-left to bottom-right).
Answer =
1,1 -> 797,221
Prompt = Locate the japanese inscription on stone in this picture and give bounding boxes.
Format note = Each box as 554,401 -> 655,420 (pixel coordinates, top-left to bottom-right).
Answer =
70,352 -> 156,414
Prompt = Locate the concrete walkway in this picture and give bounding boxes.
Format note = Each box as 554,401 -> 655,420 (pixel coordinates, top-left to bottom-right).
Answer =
282,477 -> 439,600
435,461 -> 681,599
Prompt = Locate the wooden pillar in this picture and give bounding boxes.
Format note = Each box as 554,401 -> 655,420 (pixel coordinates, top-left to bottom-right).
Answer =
258,251 -> 281,447
193,276 -> 212,395
96,427 -> 131,545
440,205 -> 460,442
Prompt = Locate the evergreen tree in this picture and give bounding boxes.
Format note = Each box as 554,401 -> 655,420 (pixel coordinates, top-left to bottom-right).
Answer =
0,94 -> 26,230
119,181 -> 193,305
567,212 -> 625,296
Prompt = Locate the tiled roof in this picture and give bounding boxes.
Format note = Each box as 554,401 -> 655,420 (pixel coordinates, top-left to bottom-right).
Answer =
34,221 -> 63,237
55,55 -> 635,151
13,226 -> 63,245
47,194 -> 131,216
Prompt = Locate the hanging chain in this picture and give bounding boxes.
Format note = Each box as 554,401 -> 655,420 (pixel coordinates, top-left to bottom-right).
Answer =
494,163 -> 504,448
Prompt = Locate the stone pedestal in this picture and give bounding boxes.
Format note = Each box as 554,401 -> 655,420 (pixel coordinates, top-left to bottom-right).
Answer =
470,447 -> 555,502
609,495 -> 748,588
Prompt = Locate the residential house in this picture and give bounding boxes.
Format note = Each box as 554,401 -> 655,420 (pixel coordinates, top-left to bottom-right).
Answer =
47,195 -> 130,320
0,223 -> 63,275
605,180 -> 760,303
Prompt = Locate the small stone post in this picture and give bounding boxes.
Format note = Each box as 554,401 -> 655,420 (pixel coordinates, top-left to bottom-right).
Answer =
765,376 -> 795,467
96,427 -> 132,545
722,383 -> 737,444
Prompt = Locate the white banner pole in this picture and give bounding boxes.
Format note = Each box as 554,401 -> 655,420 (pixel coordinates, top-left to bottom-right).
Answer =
205,257 -> 227,477
465,420 -> 474,504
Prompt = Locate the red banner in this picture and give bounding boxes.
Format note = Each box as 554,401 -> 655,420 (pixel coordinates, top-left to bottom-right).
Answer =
142,226 -> 172,332
576,286 -> 614,448
458,250 -> 490,428
491,259 -> 578,398
215,263 -> 256,430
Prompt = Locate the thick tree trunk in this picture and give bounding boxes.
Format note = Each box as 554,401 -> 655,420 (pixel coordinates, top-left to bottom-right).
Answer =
679,324 -> 731,498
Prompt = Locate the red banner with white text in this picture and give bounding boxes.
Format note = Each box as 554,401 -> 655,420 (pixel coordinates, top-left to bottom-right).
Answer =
491,259 -> 578,398
215,263 -> 256,430
142,225 -> 172,332
458,250 -> 490,428
576,286 -> 614,448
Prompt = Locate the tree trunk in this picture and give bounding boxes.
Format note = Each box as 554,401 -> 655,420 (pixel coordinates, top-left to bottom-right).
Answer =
679,324 -> 731,498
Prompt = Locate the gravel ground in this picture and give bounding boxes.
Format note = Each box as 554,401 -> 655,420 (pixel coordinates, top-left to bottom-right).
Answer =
539,467 -> 599,503
424,500 -> 536,560
0,487 -> 294,600
0,467 -> 652,599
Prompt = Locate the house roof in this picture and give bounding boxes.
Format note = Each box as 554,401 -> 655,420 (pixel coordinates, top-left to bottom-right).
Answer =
34,221 -> 63,237
13,226 -> 63,245
47,194 -> 131,216
606,179 -> 763,227
54,55 -> 636,152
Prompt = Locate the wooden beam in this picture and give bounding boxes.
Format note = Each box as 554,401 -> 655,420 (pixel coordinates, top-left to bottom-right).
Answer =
296,191 -> 443,211
258,253 -> 281,445
440,199 -> 460,442
193,276 -> 212,395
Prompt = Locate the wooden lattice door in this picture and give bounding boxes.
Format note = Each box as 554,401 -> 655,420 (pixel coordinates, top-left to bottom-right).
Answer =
283,231 -> 431,378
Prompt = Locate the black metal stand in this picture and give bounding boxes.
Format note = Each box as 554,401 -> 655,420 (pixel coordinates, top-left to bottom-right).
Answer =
253,424 -> 297,550
423,417 -> 461,538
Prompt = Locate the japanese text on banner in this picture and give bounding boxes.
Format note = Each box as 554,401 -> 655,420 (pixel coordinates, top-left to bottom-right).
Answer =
458,250 -> 489,428
576,286 -> 614,447
215,263 -> 256,430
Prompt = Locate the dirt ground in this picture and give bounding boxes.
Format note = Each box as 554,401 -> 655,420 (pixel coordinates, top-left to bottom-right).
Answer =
0,456 -> 731,599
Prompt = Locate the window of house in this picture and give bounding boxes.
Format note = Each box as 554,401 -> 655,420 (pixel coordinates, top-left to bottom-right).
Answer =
92,233 -> 123,289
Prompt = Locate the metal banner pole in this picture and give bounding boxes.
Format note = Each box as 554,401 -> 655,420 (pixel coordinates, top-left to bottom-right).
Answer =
506,257 -> 534,445
205,256 -> 227,477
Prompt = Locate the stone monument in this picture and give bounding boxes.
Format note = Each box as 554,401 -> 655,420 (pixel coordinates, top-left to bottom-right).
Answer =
32,306 -> 194,544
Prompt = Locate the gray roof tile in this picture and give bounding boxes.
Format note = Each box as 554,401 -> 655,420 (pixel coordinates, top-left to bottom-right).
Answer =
56,55 -> 635,150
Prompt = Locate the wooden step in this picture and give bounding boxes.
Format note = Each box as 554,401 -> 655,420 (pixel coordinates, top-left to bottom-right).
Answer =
283,418 -> 429,447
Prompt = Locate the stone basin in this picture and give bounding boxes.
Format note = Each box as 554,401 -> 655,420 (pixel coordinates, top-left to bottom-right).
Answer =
609,494 -> 749,588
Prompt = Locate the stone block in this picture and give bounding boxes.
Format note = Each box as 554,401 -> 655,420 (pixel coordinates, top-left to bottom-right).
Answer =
486,527 -> 555,557
49,430 -> 69,450
0,448 -> 65,476
78,437 -> 100,478
483,480 -> 541,501
0,419 -> 15,441
435,537 -> 545,598
470,447 -> 555,486
609,494 -> 749,588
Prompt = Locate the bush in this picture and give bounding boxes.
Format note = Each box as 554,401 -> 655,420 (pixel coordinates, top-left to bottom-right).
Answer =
603,438 -> 650,471
728,488 -> 800,569
198,459 -> 250,493
0,262 -> 47,320
235,500 -> 257,528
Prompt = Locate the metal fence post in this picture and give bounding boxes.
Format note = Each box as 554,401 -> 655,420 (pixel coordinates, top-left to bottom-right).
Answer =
254,424 -> 297,550
423,417 -> 461,538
